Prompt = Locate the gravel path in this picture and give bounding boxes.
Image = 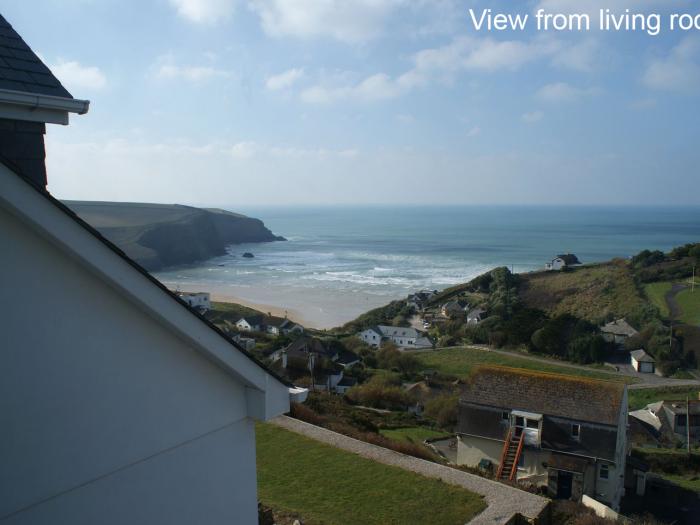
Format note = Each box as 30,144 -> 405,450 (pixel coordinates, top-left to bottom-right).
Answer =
270,415 -> 549,525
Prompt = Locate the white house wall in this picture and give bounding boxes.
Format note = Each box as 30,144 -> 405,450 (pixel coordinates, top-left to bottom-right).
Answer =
0,205 -> 259,523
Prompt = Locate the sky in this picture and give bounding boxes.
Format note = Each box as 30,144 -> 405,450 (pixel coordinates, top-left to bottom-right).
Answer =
4,0 -> 700,206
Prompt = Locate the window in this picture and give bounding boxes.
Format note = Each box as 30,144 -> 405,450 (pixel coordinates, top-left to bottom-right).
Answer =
502,411 -> 509,421
526,419 -> 539,429
599,464 -> 609,480
571,424 -> 581,439
515,416 -> 525,427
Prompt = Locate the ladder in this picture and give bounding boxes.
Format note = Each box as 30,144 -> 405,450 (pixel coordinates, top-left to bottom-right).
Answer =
496,429 -> 525,482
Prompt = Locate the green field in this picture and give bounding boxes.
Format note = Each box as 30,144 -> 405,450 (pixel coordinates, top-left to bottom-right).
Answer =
256,423 -> 486,525
379,427 -> 451,443
676,288 -> 700,326
413,347 -> 637,384
628,386 -> 700,410
644,282 -> 672,318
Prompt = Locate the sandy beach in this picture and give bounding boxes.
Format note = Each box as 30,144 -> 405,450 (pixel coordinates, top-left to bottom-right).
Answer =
163,281 -> 324,329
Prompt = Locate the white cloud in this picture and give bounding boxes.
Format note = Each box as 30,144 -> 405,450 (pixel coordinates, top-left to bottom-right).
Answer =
49,60 -> 106,90
301,73 -> 403,104
644,36 -> 700,94
153,55 -> 232,82
169,0 -> 237,24
265,68 -> 304,91
466,126 -> 481,137
248,0 -> 404,43
550,38 -> 599,73
536,82 -> 596,103
522,111 -> 544,123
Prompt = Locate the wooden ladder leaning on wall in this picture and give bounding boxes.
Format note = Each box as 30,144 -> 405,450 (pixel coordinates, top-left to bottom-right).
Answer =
496,429 -> 525,482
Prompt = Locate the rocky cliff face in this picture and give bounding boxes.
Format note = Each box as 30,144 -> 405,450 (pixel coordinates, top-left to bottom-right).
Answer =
64,201 -> 285,271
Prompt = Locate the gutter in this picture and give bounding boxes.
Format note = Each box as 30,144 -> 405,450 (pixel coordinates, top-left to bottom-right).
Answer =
0,87 -> 89,115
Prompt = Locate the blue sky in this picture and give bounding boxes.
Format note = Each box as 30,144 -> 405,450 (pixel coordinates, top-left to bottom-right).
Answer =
4,0 -> 700,206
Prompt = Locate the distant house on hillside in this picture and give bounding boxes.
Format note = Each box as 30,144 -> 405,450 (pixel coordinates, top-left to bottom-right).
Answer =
407,289 -> 438,311
456,366 -> 628,511
630,349 -> 655,374
441,300 -> 468,318
630,400 -> 700,446
271,337 -> 358,394
0,14 -> 292,523
265,315 -> 304,336
545,254 -> 581,271
235,314 -> 303,336
236,315 -> 264,332
601,318 -> 638,346
359,325 -> 433,349
175,291 -> 211,312
466,307 -> 487,325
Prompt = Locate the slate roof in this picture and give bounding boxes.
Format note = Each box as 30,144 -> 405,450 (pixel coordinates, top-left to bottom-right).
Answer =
285,337 -> 336,360
631,349 -> 655,363
555,253 -> 581,265
0,14 -> 72,98
602,318 -> 638,337
460,366 -> 625,426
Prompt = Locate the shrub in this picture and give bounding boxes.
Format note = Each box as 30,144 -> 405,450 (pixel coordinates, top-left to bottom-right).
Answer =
423,394 -> 459,428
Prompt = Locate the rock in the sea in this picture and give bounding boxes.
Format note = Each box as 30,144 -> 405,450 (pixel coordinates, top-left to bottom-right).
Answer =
242,252 -> 255,258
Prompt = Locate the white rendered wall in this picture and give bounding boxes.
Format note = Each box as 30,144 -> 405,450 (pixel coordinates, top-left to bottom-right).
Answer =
0,205 -> 259,524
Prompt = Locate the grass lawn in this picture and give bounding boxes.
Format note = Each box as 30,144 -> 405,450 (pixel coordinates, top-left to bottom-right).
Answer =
633,448 -> 700,493
660,474 -> 700,493
628,386 -> 700,410
644,282 -> 672,318
413,347 -> 637,384
379,427 -> 451,443
676,287 -> 700,326
256,423 -> 486,525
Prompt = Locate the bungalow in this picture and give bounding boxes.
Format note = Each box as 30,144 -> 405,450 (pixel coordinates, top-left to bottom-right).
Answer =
545,254 -> 581,271
265,315 -> 304,336
235,315 -> 263,332
441,300 -> 468,318
601,318 -> 638,346
407,289 -> 438,311
630,349 -> 655,374
335,376 -> 358,395
231,334 -> 256,352
0,15 -> 292,523
359,325 -> 433,349
466,307 -> 487,325
456,366 -> 628,511
630,399 -> 700,446
175,291 -> 211,312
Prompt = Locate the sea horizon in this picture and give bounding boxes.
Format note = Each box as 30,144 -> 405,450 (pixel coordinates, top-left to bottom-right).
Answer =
156,205 -> 700,329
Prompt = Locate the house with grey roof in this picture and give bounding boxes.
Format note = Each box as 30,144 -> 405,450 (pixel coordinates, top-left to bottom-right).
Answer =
545,253 -> 581,271
0,14 -> 293,524
630,398 -> 700,446
466,307 -> 487,325
456,366 -> 628,511
601,318 -> 638,346
630,349 -> 655,374
359,325 -> 433,349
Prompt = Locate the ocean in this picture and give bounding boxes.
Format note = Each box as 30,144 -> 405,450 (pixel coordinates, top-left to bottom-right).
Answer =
155,206 -> 700,328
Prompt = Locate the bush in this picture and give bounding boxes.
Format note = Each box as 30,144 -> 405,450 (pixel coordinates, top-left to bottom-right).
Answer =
423,394 -> 459,428
345,375 -> 411,410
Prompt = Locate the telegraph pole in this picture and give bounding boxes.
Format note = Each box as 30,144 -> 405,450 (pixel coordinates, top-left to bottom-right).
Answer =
687,395 -> 691,455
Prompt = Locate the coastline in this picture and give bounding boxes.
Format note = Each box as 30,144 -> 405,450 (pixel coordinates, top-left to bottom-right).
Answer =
164,281 -> 319,329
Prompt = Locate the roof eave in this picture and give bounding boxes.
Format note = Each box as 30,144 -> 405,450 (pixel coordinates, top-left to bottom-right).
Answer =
0,88 -> 89,125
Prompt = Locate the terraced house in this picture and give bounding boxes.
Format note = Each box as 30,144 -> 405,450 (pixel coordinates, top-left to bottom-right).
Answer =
456,366 -> 628,511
